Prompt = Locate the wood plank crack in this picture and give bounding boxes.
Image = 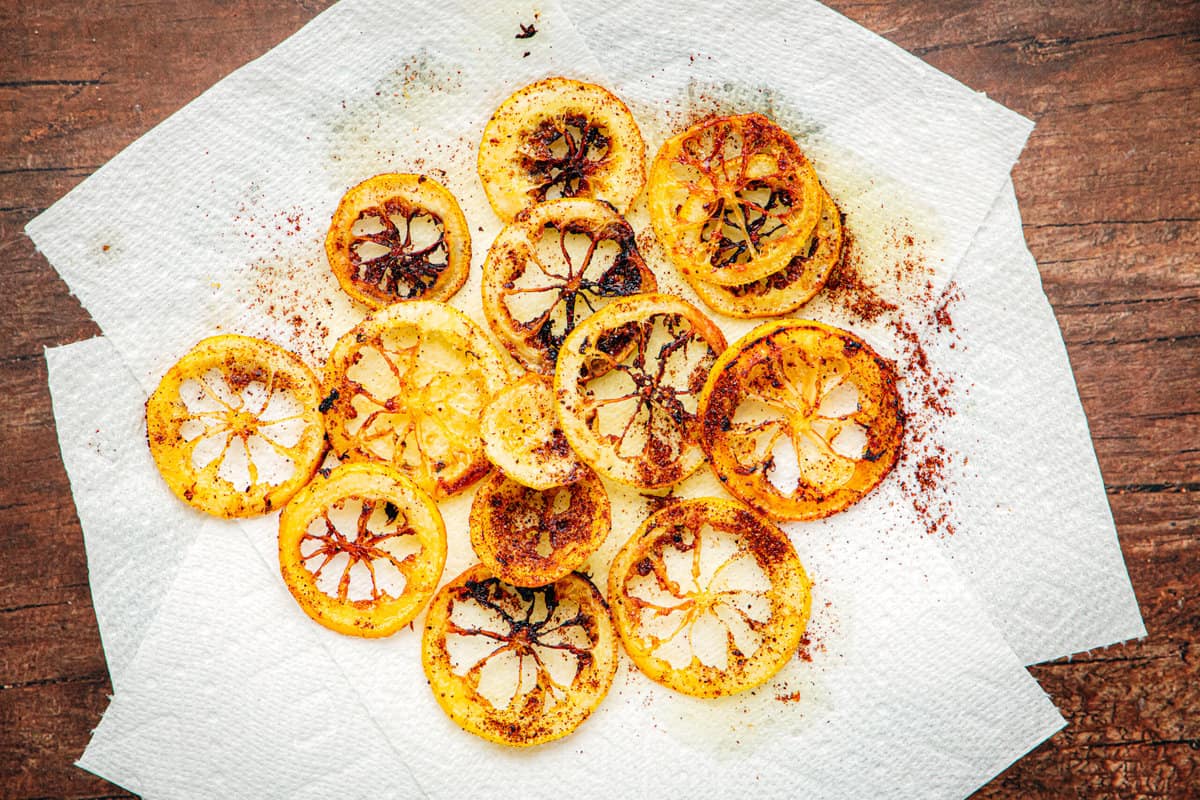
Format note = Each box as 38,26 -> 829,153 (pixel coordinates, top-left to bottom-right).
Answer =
912,28 -> 1195,57
1025,217 -> 1200,229
0,79 -> 109,89
0,598 -> 77,615
0,670 -> 109,692
1107,482 -> 1200,494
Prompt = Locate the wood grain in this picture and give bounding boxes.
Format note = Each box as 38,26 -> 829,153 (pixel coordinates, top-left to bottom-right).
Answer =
1,2 -> 1196,798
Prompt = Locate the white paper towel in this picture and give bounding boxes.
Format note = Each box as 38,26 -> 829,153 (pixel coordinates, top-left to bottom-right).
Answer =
46,338 -> 212,693
930,185 -> 1146,662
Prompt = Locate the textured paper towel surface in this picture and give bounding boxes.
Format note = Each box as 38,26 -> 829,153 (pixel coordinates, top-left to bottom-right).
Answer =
252,499 -> 1065,800
46,338 -> 210,693
931,185 -> 1145,662
50,337 -> 419,799
76,523 -> 422,800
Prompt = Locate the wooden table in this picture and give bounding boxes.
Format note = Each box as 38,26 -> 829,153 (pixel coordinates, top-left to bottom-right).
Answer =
1,2 -> 1196,797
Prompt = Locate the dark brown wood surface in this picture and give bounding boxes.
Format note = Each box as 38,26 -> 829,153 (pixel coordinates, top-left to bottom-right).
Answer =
1,1 -> 1196,797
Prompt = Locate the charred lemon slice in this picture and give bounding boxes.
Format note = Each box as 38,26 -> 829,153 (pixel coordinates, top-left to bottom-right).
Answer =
469,467 -> 611,588
325,173 -> 470,308
278,462 -> 446,637
688,188 -> 844,318
608,497 -> 811,697
478,77 -> 646,221
321,301 -> 515,500
555,293 -> 727,489
146,334 -> 325,518
421,564 -> 618,746
481,197 -> 657,374
698,320 -> 903,521
480,373 -> 584,490
649,113 -> 822,287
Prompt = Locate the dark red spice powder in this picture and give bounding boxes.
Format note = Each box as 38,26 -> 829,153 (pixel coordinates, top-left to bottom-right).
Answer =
233,204 -> 333,367
795,633 -> 815,663
822,222 -> 965,537
891,285 -> 965,537
641,488 -> 681,516
822,232 -> 898,324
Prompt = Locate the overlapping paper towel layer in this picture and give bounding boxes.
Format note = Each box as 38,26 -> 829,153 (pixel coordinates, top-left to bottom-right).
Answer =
31,0 -> 1142,796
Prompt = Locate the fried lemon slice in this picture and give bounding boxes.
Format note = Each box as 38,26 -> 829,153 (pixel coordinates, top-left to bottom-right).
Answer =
555,293 -> 727,489
478,77 -> 646,221
325,173 -> 470,308
321,301 -> 515,500
146,334 -> 325,518
688,187 -> 844,318
421,564 -> 618,746
698,320 -> 903,521
480,373 -> 585,490
649,113 -> 823,287
469,467 -> 611,587
278,462 -> 446,637
481,197 -> 657,374
607,497 -> 811,697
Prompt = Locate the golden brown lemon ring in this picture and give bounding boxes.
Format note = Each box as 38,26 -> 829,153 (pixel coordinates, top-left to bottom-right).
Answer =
698,319 -> 903,521
478,77 -> 647,221
469,466 -> 611,588
321,301 -> 515,500
421,564 -> 618,746
325,173 -> 470,308
554,293 -> 728,489
146,334 -> 325,518
481,197 -> 657,375
278,462 -> 446,637
607,497 -> 811,697
479,372 -> 585,490
649,113 -> 822,287
688,188 -> 844,318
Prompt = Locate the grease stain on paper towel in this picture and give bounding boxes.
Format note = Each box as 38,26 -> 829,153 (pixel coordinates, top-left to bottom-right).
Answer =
326,52 -> 469,187
623,601 -> 838,753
